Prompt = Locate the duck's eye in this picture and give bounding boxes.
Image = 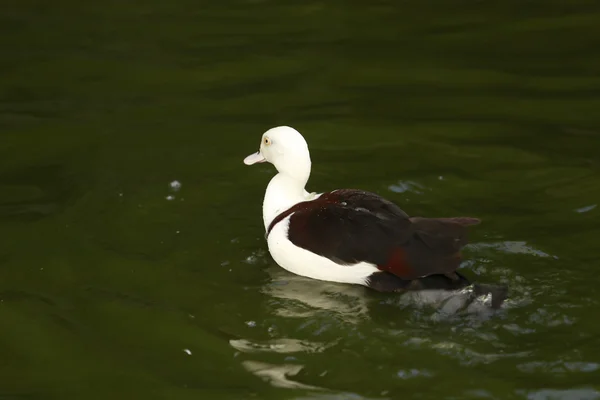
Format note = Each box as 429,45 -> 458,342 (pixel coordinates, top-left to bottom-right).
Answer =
263,137 -> 272,145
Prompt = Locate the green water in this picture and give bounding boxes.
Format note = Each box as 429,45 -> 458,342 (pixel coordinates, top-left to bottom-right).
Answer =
2,0 -> 600,398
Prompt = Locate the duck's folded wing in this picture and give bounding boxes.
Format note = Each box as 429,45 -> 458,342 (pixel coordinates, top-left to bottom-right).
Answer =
281,191 -> 479,280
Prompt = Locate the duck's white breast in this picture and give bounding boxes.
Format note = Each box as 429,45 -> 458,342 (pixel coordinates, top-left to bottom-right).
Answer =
267,215 -> 378,285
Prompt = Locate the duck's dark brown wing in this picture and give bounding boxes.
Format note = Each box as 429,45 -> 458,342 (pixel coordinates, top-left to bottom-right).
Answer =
268,189 -> 480,280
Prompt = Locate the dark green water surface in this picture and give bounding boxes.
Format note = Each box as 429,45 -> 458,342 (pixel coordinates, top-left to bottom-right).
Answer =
2,0 -> 600,398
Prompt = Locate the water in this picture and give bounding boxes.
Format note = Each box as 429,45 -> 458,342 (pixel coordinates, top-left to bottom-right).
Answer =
1,0 -> 600,398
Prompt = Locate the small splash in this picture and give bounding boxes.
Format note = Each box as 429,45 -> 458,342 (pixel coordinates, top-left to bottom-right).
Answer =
245,320 -> 257,328
243,249 -> 268,265
229,338 -> 333,354
183,348 -> 192,355
471,241 -> 552,258
169,180 -> 182,191
575,204 -> 597,213
388,180 -> 426,194
240,360 -> 321,390
503,323 -> 535,335
166,195 -> 175,201
396,368 -> 433,379
518,361 -> 599,374
431,341 -> 531,366
518,388 -> 600,400
528,307 -> 575,327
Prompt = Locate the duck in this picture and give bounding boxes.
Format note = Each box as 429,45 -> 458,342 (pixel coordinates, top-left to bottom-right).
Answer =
244,126 -> 507,308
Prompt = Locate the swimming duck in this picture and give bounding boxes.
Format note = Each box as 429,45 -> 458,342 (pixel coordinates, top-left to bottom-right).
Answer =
244,126 -> 506,307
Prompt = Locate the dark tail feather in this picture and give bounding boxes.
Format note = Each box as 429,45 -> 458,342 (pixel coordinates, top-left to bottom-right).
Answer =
406,217 -> 481,276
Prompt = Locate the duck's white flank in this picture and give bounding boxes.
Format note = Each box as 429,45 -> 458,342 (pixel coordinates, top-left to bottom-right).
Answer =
267,215 -> 379,285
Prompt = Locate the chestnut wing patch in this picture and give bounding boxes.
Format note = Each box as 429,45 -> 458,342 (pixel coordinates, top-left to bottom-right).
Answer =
286,190 -> 412,268
279,190 -> 479,281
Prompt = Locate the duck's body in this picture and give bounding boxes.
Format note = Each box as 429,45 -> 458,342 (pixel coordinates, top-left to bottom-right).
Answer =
244,126 -> 506,307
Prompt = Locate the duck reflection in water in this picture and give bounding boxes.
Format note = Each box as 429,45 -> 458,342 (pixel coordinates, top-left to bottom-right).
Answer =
262,263 -> 504,324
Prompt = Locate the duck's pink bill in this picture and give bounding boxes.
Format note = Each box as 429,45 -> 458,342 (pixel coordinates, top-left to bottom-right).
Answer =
244,151 -> 266,165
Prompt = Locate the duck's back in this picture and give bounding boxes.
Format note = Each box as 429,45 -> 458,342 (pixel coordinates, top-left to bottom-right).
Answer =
267,189 -> 479,281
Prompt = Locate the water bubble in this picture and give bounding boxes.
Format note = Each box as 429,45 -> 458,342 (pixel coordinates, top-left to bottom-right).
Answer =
169,180 -> 182,191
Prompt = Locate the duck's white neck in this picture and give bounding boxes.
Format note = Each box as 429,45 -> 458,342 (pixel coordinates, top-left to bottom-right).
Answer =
262,170 -> 311,231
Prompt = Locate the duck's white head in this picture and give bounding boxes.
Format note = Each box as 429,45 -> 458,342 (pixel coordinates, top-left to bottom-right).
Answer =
244,126 -> 311,182
244,126 -> 314,230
